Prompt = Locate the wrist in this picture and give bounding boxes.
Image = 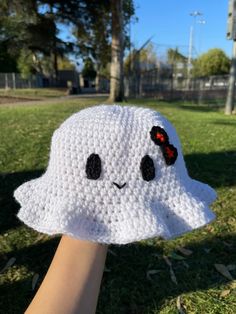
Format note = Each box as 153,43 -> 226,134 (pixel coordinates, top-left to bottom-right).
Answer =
61,234 -> 108,255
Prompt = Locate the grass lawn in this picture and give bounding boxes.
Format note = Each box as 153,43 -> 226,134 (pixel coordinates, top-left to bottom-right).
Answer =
0,88 -> 67,99
0,98 -> 236,314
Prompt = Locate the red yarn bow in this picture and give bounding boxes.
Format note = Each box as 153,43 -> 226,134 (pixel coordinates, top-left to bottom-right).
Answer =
150,126 -> 178,166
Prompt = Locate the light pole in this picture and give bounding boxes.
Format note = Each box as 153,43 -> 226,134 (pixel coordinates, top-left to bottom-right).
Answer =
197,19 -> 206,55
225,0 -> 236,115
187,11 -> 203,82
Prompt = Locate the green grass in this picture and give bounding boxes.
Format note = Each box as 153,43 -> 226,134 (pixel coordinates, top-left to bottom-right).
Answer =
0,98 -> 236,314
0,88 -> 67,99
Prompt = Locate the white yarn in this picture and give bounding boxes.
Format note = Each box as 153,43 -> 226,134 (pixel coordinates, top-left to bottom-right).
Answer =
14,104 -> 217,244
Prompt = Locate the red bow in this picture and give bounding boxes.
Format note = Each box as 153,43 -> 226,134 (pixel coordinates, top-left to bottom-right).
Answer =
150,126 -> 178,166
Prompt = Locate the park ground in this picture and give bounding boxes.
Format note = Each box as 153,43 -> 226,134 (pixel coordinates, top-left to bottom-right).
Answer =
0,90 -> 236,313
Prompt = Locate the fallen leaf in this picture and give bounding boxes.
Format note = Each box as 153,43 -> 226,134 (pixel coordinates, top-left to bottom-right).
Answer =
163,256 -> 178,285
206,225 -> 214,232
227,264 -> 236,271
177,247 -> 193,256
220,289 -> 231,298
176,296 -> 185,314
223,241 -> 232,248
0,257 -> 16,273
214,264 -> 234,281
32,273 -> 39,291
152,253 -> 162,260
108,249 -> 117,257
230,280 -> 236,289
163,256 -> 172,267
33,234 -> 46,244
182,261 -> 189,269
170,252 -> 185,260
146,269 -> 161,281
228,217 -> 236,225
170,268 -> 178,285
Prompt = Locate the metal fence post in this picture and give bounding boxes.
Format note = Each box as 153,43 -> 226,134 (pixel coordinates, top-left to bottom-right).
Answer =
5,73 -> 9,89
12,73 -> 16,89
225,40 -> 236,114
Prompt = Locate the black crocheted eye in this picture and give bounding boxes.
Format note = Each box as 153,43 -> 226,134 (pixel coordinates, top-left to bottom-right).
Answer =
140,155 -> 155,181
86,153 -> 101,180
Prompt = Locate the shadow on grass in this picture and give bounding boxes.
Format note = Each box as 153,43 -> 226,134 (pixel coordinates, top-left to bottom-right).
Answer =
0,169 -> 45,234
99,234 -> 236,314
0,233 -> 235,314
129,98 -> 224,113
185,150 -> 236,188
211,120 -> 236,127
0,237 -> 60,314
178,104 -> 222,113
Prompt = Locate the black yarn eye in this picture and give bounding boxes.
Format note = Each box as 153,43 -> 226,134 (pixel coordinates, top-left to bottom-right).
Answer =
86,153 -> 101,180
140,155 -> 155,181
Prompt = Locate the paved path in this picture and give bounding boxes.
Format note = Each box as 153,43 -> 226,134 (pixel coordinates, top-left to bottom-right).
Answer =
0,94 -> 109,107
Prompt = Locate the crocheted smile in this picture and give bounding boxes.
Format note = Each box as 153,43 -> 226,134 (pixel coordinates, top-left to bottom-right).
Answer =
85,153 -> 128,188
14,104 -> 217,245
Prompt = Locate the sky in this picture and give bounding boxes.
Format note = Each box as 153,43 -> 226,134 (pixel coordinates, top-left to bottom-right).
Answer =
131,0 -> 233,58
60,0 -> 233,67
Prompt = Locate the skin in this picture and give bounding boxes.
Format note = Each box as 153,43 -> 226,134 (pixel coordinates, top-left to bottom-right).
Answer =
25,235 -> 108,314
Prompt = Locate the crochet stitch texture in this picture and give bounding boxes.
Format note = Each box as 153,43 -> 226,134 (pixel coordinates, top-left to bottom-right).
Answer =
14,104 -> 217,244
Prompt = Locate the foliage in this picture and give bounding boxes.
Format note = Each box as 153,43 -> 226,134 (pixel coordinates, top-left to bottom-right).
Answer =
98,63 -> 111,79
167,48 -> 187,65
17,50 -> 37,78
0,0 -> 135,78
0,0 -> 72,77
167,48 -> 188,78
11,51 -> 74,77
0,1 -> 77,76
0,99 -> 235,313
73,0 -> 135,72
82,58 -> 97,80
139,43 -> 158,66
0,2 -> 57,56
192,48 -> 231,78
124,43 -> 158,75
57,57 -> 75,70
0,41 -> 18,72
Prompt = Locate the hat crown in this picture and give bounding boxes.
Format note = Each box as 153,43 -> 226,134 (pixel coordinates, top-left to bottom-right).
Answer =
47,105 -> 187,202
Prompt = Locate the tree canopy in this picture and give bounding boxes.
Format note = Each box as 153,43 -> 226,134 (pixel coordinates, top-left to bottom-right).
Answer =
167,48 -> 188,78
124,43 -> 158,76
0,41 -> 18,72
192,48 -> 231,78
82,58 -> 97,80
0,0 -> 135,77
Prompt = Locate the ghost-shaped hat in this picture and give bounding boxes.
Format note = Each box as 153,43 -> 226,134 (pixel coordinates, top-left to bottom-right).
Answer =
14,105 -> 216,245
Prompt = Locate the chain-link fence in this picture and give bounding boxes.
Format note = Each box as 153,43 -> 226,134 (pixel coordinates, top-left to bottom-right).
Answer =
123,41 -> 231,103
0,69 -> 231,104
125,72 -> 230,103
0,73 -> 44,89
0,71 -> 80,89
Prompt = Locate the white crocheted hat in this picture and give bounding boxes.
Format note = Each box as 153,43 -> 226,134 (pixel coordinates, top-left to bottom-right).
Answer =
14,104 -> 216,245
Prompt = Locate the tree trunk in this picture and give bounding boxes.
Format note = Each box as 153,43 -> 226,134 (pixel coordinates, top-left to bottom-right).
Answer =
95,64 -> 101,92
50,4 -> 58,83
109,0 -> 124,102
53,45 -> 58,81
225,41 -> 236,115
